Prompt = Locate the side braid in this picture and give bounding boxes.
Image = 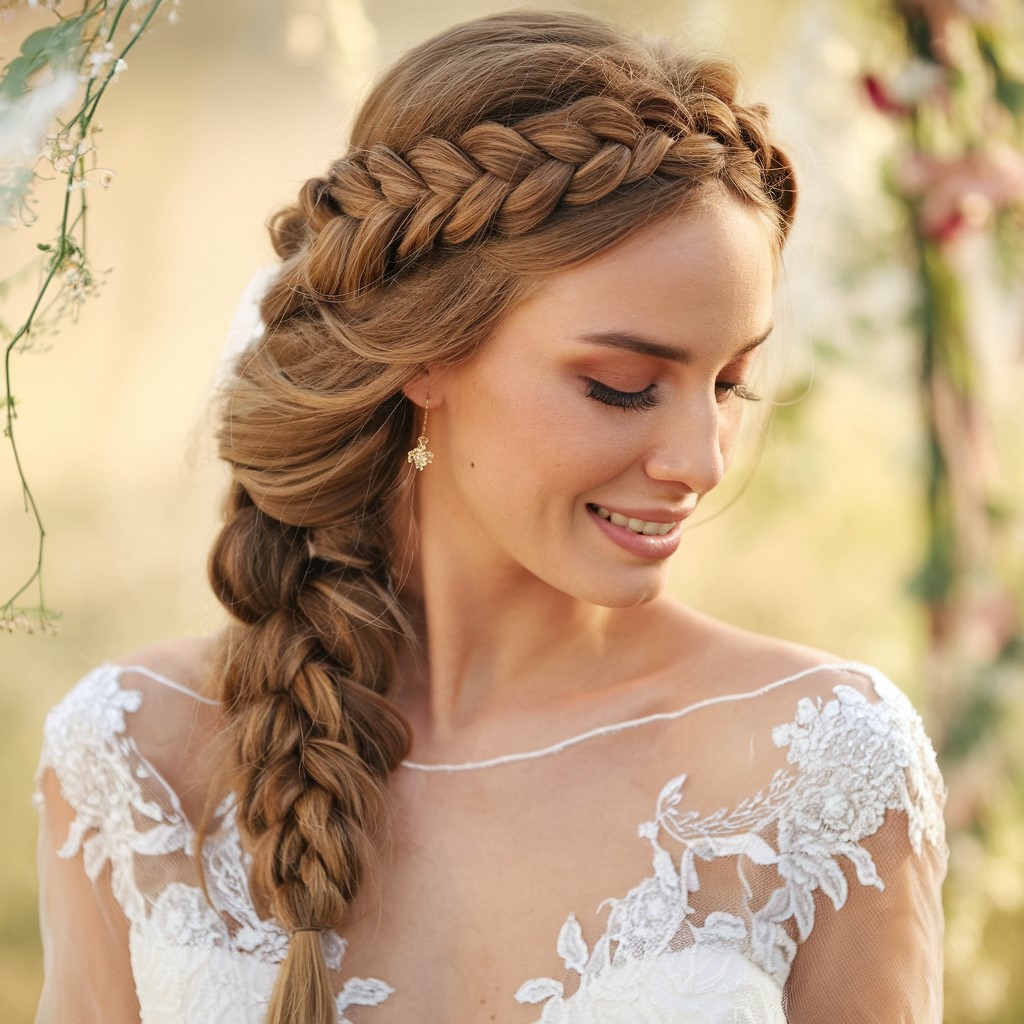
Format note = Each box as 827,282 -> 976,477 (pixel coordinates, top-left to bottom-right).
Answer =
208,335 -> 416,1022
210,484 -> 414,915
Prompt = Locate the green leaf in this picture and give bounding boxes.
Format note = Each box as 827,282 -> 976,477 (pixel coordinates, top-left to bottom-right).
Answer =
995,79 -> 1024,115
939,675 -> 1003,763
975,25 -> 1024,115
20,13 -> 93,62
0,11 -> 94,99
975,28 -> 1000,73
0,55 -> 43,100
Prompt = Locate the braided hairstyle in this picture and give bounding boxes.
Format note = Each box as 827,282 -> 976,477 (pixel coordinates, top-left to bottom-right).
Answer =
206,10 -> 796,1023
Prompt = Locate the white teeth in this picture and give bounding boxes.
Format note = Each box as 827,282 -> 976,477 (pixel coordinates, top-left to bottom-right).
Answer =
594,506 -> 678,536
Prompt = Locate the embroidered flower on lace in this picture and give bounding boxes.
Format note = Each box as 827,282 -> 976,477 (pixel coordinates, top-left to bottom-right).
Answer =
606,873 -> 684,954
516,672 -> 946,1020
148,883 -> 233,948
36,667 -> 192,923
764,679 -> 945,957
338,977 -> 395,1020
38,665 -> 387,993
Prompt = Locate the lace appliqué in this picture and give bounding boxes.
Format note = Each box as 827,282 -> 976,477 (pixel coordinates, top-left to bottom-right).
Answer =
517,668 -> 945,1022
36,664 -> 393,1018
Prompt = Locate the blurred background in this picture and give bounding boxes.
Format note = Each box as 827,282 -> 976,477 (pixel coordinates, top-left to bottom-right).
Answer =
1,0 -> 1022,1021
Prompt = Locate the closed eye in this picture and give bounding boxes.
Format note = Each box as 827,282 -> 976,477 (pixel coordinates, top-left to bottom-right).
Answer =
583,377 -> 659,411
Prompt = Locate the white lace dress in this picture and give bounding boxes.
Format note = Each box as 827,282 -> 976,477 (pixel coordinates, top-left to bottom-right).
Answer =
34,661 -> 947,1023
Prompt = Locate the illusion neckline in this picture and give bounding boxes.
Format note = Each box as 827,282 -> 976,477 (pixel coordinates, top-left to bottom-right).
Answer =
110,659 -> 872,775
400,662 -> 870,773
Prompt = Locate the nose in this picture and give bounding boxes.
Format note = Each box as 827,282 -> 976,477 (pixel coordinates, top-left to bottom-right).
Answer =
643,396 -> 726,496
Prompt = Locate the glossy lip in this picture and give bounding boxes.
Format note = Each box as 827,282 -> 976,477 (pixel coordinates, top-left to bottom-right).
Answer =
585,502 -> 692,560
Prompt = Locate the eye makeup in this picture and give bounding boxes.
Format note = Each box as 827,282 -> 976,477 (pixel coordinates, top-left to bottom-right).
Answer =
582,378 -> 659,411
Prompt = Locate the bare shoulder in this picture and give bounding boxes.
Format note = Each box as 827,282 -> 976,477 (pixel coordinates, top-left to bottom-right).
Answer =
644,602 -> 929,757
112,634 -> 219,700
647,598 -> 843,694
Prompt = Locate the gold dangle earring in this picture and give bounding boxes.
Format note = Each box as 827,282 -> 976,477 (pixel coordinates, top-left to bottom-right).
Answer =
407,397 -> 435,471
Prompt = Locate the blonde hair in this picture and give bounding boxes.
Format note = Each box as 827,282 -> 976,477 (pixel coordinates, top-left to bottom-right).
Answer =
206,10 -> 796,1023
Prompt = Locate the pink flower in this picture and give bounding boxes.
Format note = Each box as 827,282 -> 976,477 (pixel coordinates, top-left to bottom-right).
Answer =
864,75 -> 911,116
894,145 -> 1024,243
863,61 -> 946,116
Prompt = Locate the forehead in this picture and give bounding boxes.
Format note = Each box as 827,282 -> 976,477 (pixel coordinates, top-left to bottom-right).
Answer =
494,196 -> 777,351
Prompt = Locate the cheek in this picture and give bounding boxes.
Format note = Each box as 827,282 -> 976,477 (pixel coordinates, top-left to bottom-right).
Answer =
444,383 -> 566,524
460,370 -> 579,474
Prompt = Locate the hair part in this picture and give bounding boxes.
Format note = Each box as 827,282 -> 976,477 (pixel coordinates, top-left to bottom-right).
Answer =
205,10 -> 797,1021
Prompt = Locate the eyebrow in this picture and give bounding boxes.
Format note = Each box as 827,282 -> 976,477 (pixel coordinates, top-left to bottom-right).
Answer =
576,323 -> 774,364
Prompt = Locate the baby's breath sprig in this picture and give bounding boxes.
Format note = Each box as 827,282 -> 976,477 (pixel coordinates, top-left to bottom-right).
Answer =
1,0 -> 179,633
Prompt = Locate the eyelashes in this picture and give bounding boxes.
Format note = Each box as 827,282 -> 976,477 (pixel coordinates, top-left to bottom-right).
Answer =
716,382 -> 762,402
583,378 -> 659,411
582,377 -> 762,411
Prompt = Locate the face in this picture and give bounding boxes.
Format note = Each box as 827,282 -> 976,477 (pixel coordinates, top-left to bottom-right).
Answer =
417,193 -> 776,608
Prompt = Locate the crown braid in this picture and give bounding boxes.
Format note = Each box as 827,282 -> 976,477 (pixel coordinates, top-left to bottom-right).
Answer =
208,13 -> 797,1024
274,91 -> 794,313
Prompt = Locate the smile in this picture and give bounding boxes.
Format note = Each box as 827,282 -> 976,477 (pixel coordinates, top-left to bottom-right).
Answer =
592,505 -> 678,536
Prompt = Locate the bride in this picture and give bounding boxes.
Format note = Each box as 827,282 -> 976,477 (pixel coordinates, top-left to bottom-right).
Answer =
34,10 -> 946,1023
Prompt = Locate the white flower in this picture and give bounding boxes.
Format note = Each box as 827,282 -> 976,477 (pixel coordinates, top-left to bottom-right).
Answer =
607,876 -> 684,951
85,43 -> 115,80
0,65 -> 80,223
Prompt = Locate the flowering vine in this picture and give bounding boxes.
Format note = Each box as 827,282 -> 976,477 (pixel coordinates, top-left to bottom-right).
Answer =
861,0 -> 1023,728
860,0 -> 1024,1017
0,0 -> 179,631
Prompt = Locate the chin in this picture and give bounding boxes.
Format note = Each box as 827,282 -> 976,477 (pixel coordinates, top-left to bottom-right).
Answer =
571,567 -> 670,609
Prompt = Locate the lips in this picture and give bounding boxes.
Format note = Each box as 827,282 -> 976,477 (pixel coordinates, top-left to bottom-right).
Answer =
591,505 -> 678,536
585,502 -> 690,561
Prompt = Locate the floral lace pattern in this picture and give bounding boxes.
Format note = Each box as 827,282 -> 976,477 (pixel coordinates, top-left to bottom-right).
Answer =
35,664 -> 391,1021
36,662 -> 945,1024
516,667 -> 946,1022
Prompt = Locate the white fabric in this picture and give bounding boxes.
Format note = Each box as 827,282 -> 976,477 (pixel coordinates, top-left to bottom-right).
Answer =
214,266 -> 276,387
34,661 -> 947,1023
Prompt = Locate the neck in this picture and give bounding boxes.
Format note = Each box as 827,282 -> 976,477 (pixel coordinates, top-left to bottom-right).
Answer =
388,497 -> 664,751
398,557 -> 621,737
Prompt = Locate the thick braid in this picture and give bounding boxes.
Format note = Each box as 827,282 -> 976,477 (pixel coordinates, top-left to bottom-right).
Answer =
274,88 -> 793,313
209,329 -> 416,1021
210,478 -> 414,918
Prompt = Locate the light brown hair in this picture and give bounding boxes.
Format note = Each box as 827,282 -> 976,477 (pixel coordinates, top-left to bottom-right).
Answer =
206,10 -> 796,1022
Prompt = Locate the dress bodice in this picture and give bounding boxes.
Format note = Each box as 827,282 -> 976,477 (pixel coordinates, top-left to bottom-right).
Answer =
34,661 -> 947,1023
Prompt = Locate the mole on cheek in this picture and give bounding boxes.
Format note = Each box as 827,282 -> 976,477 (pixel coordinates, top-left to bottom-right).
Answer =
470,462 -> 475,468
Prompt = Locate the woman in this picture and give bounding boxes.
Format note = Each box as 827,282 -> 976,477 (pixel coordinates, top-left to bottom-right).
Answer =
34,10 -> 947,1023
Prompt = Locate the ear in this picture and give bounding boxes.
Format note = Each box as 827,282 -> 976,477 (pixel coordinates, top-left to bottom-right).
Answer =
401,368 -> 444,410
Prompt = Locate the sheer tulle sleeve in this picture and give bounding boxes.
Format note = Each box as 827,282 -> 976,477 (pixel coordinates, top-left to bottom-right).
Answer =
780,666 -> 948,1023
34,765 -> 141,1023
32,665 -> 177,1024
784,807 -> 945,1022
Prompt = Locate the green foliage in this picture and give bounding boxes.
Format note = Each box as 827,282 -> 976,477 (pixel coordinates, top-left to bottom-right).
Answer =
856,1 -> 1024,1019
1,0 -> 176,630
976,29 -> 1024,117
0,13 -> 94,101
